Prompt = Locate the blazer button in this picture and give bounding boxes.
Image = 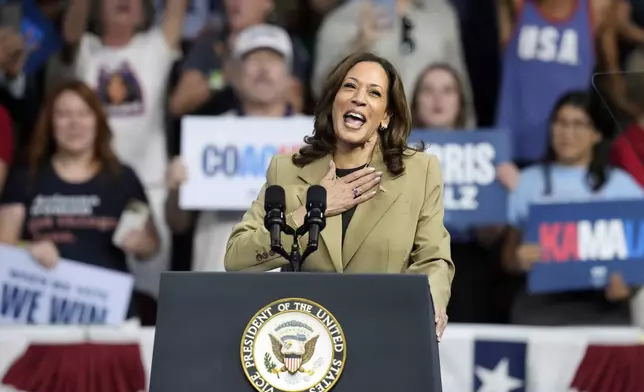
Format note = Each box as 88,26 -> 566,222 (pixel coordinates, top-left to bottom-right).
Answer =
262,252 -> 269,259
256,254 -> 262,261
269,250 -> 276,256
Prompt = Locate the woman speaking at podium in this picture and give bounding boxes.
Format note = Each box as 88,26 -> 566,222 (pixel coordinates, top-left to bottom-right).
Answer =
224,52 -> 454,340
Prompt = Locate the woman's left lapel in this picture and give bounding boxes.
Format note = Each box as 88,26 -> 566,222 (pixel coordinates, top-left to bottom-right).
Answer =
297,154 -> 344,272
342,156 -> 405,267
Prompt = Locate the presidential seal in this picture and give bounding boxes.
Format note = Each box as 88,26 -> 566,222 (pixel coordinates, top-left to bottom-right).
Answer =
241,298 -> 346,392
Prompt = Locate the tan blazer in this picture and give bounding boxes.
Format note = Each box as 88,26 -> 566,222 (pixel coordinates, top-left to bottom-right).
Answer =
224,149 -> 455,311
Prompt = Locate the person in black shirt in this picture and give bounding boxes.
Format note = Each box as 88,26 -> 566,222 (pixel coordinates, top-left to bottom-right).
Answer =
0,80 -> 159,318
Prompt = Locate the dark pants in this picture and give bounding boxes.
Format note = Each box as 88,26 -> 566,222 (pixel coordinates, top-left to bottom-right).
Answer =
132,290 -> 158,326
511,290 -> 631,326
447,240 -> 513,323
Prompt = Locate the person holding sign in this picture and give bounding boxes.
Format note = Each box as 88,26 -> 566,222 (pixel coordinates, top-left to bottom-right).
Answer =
410,63 -> 469,131
0,80 -> 159,320
502,90 -> 644,325
165,24 -> 299,273
225,52 -> 454,340
409,63 -> 518,323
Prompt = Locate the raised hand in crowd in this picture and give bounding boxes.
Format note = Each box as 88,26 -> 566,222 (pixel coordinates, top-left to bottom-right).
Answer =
319,161 -> 381,217
515,243 -> 541,272
26,241 -> 60,270
605,272 -> 631,302
496,162 -> 520,192
354,0 -> 408,50
0,27 -> 26,78
352,3 -> 379,51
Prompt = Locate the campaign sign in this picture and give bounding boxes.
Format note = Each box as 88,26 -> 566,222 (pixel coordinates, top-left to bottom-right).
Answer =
525,200 -> 644,293
180,116 -> 313,210
408,129 -> 511,226
0,245 -> 134,325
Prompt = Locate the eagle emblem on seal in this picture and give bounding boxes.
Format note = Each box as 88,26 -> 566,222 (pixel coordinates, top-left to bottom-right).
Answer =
265,321 -> 319,376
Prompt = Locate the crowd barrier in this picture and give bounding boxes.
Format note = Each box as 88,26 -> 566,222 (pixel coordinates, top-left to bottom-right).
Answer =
1,323 -> 642,392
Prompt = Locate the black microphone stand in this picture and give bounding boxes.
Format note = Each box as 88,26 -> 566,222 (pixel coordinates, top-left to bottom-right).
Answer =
270,224 -> 317,272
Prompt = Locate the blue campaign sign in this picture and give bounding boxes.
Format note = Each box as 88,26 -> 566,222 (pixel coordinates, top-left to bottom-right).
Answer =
408,129 -> 511,227
21,0 -> 61,75
525,200 -> 644,294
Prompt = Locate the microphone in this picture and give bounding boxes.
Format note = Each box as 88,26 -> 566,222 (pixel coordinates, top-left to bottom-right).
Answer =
264,185 -> 286,249
304,185 -> 327,250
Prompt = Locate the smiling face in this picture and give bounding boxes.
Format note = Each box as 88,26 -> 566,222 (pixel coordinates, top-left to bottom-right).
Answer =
415,67 -> 461,129
52,90 -> 98,156
101,0 -> 143,29
550,104 -> 600,165
237,49 -> 289,105
331,61 -> 391,149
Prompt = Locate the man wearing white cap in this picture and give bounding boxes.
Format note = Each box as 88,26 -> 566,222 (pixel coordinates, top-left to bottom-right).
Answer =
169,0 -> 309,118
165,24 -> 298,272
229,24 -> 295,117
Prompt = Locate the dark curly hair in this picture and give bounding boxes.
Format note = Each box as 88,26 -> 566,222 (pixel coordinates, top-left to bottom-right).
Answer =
292,52 -> 416,175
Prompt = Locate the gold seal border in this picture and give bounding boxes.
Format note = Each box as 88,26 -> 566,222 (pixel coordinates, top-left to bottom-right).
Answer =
240,297 -> 347,392
250,309 -> 335,392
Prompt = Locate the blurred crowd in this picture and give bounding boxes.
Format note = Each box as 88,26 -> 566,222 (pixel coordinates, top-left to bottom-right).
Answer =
1,0 -> 644,327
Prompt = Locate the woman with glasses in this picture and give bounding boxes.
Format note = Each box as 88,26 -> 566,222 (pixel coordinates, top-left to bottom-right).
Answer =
502,90 -> 644,325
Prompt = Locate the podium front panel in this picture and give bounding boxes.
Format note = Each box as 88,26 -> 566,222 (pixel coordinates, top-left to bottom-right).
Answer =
150,272 -> 442,392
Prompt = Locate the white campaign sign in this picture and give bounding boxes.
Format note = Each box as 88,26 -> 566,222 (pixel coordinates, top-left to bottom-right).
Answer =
0,245 -> 134,325
180,116 -> 314,210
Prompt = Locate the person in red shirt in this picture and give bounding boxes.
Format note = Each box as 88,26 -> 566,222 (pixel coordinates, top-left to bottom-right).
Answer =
610,121 -> 644,188
0,105 -> 13,196
611,49 -> 644,188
